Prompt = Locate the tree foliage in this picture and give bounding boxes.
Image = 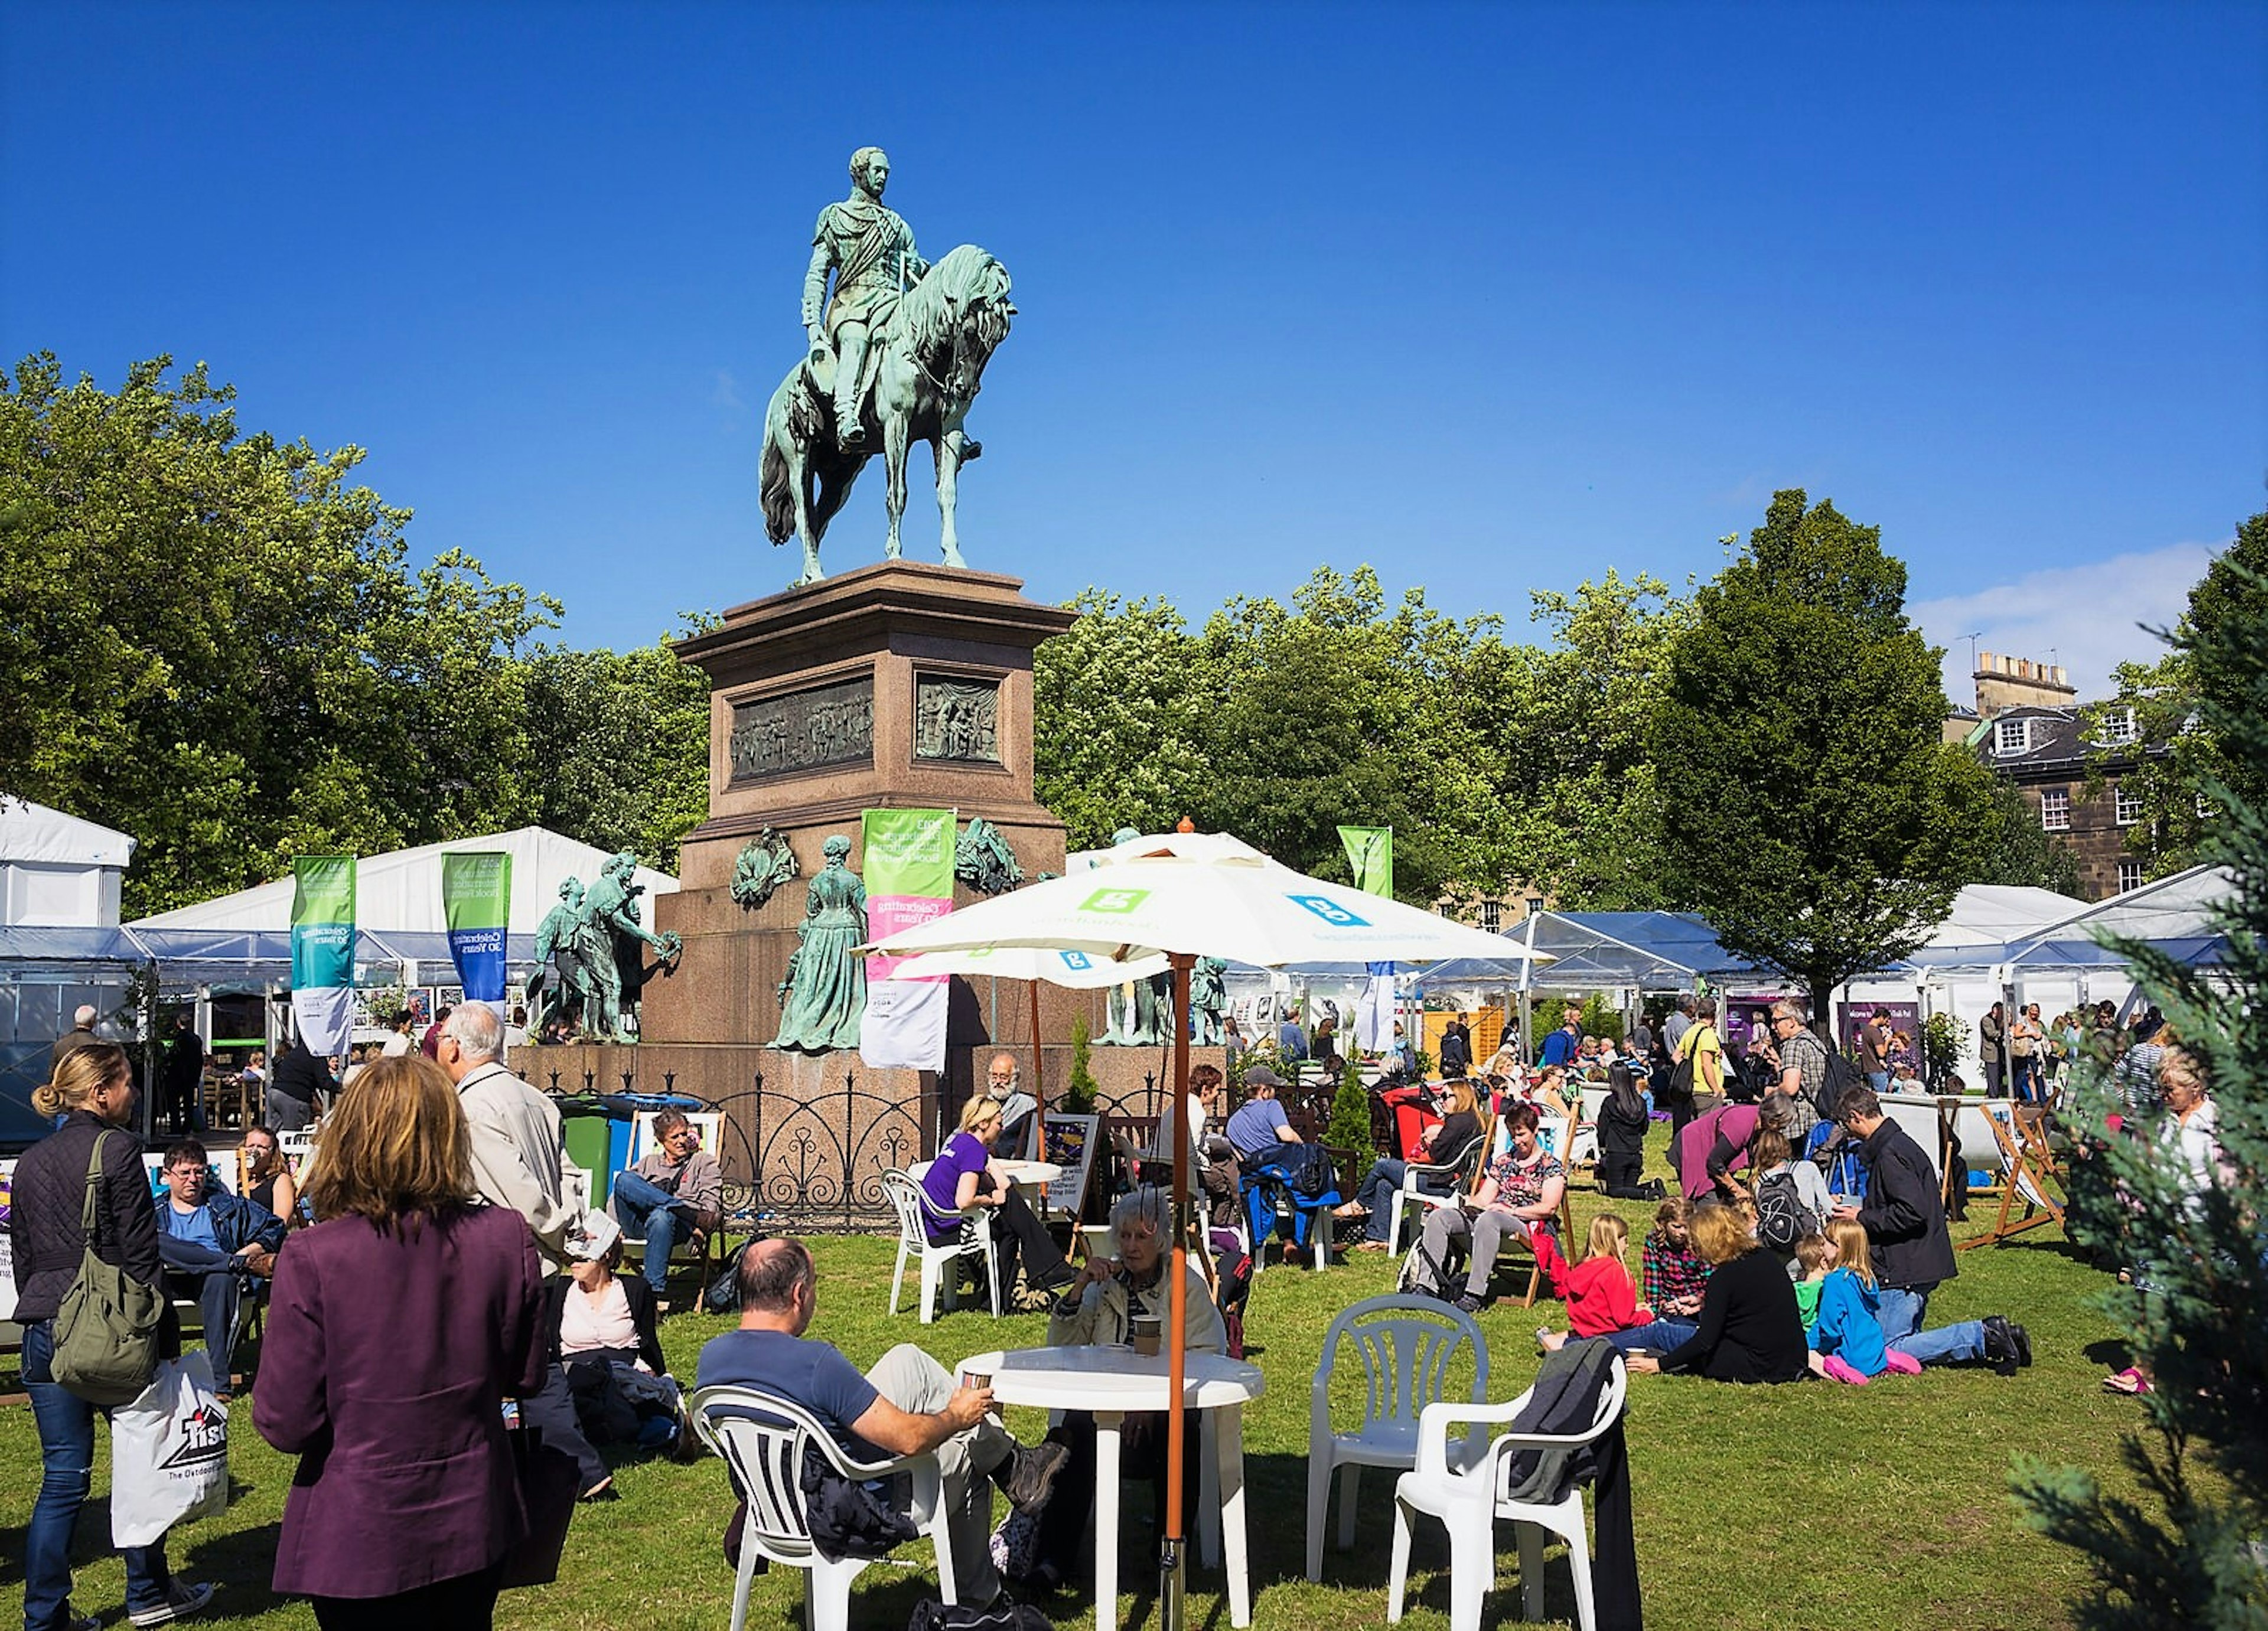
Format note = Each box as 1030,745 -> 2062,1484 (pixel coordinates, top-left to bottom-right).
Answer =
1651,490 -> 1999,1016
1460,570 -> 1687,909
1966,775 -> 2086,896
1032,566 -> 1690,911
521,631 -> 713,870
2083,510 -> 2268,880
0,354 -> 707,911
2012,548 -> 2268,1627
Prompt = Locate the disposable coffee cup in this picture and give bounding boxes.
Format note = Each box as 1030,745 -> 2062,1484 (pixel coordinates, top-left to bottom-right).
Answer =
1130,1314 -> 1163,1357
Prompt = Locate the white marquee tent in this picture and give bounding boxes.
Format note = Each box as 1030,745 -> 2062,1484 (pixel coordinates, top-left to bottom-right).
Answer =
0,795 -> 136,928
132,826 -> 676,943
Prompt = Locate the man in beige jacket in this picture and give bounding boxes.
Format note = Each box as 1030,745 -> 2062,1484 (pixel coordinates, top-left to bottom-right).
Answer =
439,1004 -> 583,1272
438,1003 -> 615,1495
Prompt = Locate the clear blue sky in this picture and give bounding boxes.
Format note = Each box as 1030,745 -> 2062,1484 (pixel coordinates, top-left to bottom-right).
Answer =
5,3 -> 2263,699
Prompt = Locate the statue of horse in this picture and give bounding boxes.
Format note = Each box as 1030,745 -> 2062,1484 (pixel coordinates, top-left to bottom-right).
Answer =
760,244 -> 1015,587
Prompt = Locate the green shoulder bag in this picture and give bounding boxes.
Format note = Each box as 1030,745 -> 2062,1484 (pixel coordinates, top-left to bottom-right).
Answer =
50,1131 -> 167,1405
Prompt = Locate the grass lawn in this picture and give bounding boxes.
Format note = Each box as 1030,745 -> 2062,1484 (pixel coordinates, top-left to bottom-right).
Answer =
2,1127 -> 2143,1631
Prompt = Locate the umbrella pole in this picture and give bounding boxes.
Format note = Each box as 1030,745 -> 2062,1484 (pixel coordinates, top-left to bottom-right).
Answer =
1161,950 -> 1194,1631
1028,978 -> 1045,1119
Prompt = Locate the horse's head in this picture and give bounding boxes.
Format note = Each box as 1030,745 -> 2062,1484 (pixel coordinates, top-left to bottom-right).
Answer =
902,245 -> 1014,397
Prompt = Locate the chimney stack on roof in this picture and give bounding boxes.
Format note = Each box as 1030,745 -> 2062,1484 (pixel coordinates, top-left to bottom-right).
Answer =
1972,650 -> 2076,719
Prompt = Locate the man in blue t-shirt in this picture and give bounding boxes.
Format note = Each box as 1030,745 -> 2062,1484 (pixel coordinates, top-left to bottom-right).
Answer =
695,1239 -> 1065,1601
1224,1066 -> 1304,1167
154,1139 -> 285,1384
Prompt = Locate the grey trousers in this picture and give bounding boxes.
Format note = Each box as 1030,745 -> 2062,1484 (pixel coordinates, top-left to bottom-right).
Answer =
867,1343 -> 1013,1603
1418,1204 -> 1531,1296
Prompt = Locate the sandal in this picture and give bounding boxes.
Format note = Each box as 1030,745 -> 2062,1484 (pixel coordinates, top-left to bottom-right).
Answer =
2101,1367 -> 2152,1395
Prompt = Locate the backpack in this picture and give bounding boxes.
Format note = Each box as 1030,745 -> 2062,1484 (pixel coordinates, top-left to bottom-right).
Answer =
702,1229 -> 767,1316
1818,1043 -> 1863,1124
908,1599 -> 1055,1631
1211,1231 -> 1254,1359
50,1132 -> 167,1406
1754,1167 -> 1819,1254
1661,1026 -> 1707,1108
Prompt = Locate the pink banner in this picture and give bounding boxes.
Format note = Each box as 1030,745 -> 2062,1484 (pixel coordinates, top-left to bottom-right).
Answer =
866,894 -> 951,982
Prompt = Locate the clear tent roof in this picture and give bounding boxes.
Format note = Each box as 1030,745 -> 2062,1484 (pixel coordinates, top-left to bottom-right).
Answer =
1415,910 -> 1765,994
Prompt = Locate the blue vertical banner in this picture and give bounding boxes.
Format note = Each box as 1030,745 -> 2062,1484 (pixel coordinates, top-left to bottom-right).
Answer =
289,856 -> 357,1059
442,850 -> 513,1012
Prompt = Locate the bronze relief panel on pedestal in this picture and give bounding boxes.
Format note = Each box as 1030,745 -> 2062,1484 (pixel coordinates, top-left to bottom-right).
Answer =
913,674 -> 1001,764
728,673 -> 875,786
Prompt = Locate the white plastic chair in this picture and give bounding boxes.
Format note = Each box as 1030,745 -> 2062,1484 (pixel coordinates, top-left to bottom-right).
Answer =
1567,1087 -> 1610,1170
1386,1131 -> 1487,1256
883,1167 -> 999,1323
1387,1352 -> 1628,1631
690,1384 -> 958,1631
1306,1293 -> 1490,1582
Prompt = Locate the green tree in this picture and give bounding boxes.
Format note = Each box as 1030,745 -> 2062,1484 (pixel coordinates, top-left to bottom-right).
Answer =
1032,591 -> 1210,851
1191,566 -> 1493,903
2083,510 -> 2268,879
1964,775 -> 2085,895
0,353 -> 558,913
2012,553 -> 2268,1626
1324,1052 -> 1373,1186
1460,570 -> 1688,910
522,628 -> 714,869
1652,490 -> 1999,1020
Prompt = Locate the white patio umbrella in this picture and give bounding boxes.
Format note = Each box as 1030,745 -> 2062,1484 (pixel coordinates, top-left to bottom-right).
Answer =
876,945 -> 1169,1120
863,829 -> 1546,1625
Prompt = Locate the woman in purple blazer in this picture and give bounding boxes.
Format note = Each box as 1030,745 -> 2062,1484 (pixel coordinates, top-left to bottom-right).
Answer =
252,1055 -> 546,1629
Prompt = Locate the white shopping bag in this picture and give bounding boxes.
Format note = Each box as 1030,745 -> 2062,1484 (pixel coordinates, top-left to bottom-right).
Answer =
110,1350 -> 231,1547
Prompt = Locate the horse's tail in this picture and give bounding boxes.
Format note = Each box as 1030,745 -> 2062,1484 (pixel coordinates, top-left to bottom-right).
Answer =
760,370 -> 830,546
760,430 -> 794,546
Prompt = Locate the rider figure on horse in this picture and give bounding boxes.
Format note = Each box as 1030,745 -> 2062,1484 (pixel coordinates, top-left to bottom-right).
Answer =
803,146 -> 927,452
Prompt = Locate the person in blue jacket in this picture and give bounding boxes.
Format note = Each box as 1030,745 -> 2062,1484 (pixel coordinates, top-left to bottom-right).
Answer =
1807,1218 -> 1922,1384
153,1139 -> 286,1385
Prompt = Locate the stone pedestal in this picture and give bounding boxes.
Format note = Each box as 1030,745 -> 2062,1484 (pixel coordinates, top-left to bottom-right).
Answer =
570,562 -> 1223,1217
644,561 -> 1077,1048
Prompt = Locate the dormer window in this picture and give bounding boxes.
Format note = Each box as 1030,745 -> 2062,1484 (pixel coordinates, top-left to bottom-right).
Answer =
1996,717 -> 2031,756
2096,706 -> 2137,746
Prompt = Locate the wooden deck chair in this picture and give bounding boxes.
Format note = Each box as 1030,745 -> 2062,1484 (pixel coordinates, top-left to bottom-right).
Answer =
1959,1102 -> 2068,1250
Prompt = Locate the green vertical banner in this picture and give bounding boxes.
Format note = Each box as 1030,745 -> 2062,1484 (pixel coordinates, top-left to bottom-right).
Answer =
859,808 -> 958,1071
289,855 -> 357,1059
442,850 -> 513,1011
1338,825 -> 1394,898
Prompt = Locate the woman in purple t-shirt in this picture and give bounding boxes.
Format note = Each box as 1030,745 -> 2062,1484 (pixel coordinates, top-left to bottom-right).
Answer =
921,1096 -> 1076,1305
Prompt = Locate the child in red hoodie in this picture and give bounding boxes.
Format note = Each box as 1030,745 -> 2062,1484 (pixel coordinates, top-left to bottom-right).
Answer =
1539,1213 -> 1650,1340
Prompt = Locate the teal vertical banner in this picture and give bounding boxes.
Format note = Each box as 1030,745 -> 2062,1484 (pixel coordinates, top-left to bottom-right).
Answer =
442,850 -> 513,1007
290,855 -> 357,1058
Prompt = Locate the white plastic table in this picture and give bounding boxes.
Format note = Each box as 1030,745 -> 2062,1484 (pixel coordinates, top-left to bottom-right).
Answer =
996,1159 -> 1064,1215
958,1344 -> 1265,1628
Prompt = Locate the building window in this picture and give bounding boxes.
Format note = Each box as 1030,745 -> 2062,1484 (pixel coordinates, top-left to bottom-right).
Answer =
1996,717 -> 2031,756
1526,896 -> 1546,917
2096,706 -> 2137,746
2114,785 -> 2144,826
2040,788 -> 2071,831
1479,899 -> 1502,934
2117,859 -> 2146,893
